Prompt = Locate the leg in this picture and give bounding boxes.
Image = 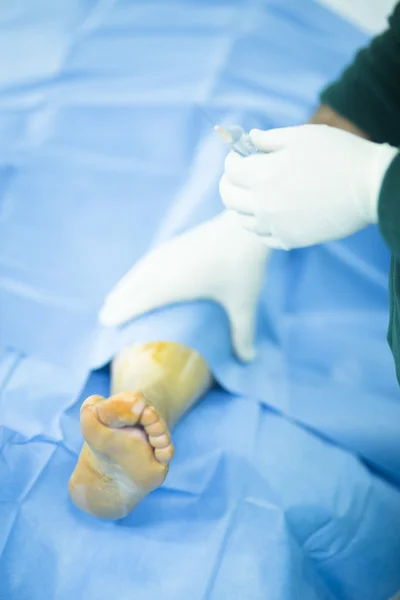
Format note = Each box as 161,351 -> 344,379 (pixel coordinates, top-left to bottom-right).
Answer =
69,342 -> 213,519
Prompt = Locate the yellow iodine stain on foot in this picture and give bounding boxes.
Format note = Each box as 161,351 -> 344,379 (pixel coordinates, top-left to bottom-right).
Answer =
142,341 -> 170,364
113,342 -> 171,383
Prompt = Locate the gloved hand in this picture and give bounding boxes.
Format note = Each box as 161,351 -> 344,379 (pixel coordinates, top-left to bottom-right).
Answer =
99,211 -> 270,362
219,124 -> 398,250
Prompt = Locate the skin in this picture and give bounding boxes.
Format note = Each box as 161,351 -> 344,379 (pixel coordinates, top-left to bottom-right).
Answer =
309,104 -> 369,139
69,104 -> 366,521
69,342 -> 213,519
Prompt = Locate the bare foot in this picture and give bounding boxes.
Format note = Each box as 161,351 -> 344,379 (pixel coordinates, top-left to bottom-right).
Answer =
69,391 -> 174,520
69,342 -> 213,519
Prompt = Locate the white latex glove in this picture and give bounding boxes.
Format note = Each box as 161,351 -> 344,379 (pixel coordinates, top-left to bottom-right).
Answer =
219,124 -> 398,250
99,211 -> 270,362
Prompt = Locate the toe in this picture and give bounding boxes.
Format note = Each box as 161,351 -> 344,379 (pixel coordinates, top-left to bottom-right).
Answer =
142,409 -> 170,448
145,420 -> 165,436
149,433 -> 171,449
140,405 -> 173,464
140,406 -> 159,426
96,392 -> 146,428
80,396 -> 116,451
155,444 -> 174,465
81,394 -> 105,412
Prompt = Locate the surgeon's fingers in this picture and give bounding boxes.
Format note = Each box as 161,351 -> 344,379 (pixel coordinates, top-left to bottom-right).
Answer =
223,151 -> 255,187
258,234 -> 287,250
224,150 -> 277,189
219,175 -> 254,214
237,213 -> 258,232
235,209 -> 281,246
250,126 -> 305,152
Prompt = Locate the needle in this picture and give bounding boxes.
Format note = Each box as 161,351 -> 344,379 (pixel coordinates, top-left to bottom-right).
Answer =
196,104 -> 217,128
196,105 -> 233,143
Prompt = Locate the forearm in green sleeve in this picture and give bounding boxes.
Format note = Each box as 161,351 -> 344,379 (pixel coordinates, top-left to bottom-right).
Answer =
320,3 -> 400,147
308,103 -> 369,138
379,152 -> 400,259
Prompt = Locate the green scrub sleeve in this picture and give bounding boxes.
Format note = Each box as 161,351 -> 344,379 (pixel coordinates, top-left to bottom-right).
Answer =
320,3 -> 400,147
379,152 -> 400,260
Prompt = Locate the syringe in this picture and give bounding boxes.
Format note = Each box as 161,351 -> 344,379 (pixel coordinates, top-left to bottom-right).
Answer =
214,124 -> 259,157
196,105 -> 259,157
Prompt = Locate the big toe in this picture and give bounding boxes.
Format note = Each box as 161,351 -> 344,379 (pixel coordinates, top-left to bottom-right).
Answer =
96,392 -> 147,428
80,395 -> 115,451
